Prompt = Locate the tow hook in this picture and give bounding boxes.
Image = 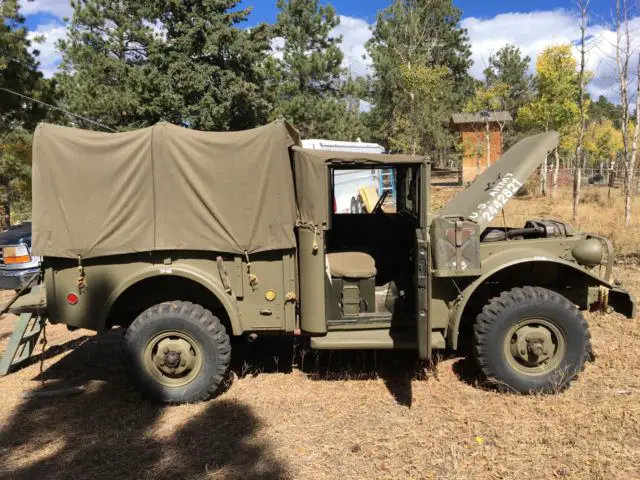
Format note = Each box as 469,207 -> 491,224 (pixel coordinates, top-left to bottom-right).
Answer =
598,286 -> 613,314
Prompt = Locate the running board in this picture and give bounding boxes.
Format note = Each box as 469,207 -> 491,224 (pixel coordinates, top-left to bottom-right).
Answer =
310,330 -> 446,351
311,329 -> 416,350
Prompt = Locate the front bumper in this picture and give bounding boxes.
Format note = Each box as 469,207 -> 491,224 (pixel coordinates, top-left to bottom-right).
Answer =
0,267 -> 41,290
609,287 -> 636,319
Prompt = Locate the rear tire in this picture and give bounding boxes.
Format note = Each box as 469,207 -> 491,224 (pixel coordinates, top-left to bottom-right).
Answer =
124,301 -> 231,404
473,286 -> 591,394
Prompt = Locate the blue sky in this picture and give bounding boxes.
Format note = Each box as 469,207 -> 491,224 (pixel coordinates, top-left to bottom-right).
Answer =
242,0 -> 614,24
18,0 -> 639,103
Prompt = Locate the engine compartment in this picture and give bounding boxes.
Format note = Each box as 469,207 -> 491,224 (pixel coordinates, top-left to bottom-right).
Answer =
481,219 -> 573,243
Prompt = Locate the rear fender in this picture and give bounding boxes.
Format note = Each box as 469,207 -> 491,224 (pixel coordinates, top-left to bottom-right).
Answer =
447,252 -> 635,350
99,265 -> 242,334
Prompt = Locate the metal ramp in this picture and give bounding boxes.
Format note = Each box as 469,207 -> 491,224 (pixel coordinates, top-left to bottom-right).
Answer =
0,285 -> 47,376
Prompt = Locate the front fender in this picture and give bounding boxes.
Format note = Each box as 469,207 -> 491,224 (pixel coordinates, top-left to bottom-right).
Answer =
99,264 -> 242,335
447,249 -> 635,350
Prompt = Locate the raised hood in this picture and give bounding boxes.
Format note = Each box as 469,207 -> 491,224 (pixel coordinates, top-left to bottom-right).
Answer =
438,131 -> 559,231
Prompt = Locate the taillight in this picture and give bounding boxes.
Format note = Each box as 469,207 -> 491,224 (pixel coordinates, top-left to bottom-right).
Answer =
67,293 -> 79,305
3,245 -> 31,264
333,197 -> 337,212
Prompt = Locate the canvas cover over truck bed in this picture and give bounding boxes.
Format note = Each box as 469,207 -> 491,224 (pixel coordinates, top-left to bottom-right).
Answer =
32,120 -> 300,259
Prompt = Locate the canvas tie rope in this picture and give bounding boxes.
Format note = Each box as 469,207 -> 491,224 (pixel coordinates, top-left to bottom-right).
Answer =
77,255 -> 87,292
244,251 -> 259,288
312,225 -> 319,253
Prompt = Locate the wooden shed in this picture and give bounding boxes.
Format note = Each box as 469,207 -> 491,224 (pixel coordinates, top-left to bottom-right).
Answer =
451,111 -> 512,183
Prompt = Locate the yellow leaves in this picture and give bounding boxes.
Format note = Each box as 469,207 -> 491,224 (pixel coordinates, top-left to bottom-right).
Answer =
465,83 -> 510,113
399,64 -> 451,102
536,45 -> 577,81
474,436 -> 485,444
517,44 -> 583,134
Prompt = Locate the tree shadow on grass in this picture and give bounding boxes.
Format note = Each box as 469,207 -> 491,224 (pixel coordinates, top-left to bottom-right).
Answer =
300,348 -> 432,408
229,336 -> 434,408
0,330 -> 290,480
6,335 -> 92,373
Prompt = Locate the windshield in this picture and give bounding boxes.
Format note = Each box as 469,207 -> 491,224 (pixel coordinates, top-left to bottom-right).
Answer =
330,165 -> 420,217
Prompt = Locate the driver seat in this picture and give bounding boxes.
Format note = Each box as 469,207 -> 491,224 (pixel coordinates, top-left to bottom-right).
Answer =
327,251 -> 376,279
327,252 -> 376,317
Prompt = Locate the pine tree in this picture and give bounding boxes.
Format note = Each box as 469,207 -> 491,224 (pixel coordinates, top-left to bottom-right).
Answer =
57,0 -> 159,130
58,0 -> 273,131
482,44 -> 533,120
0,0 -> 49,227
367,0 -> 472,155
145,0 -> 273,130
271,0 -> 367,140
0,0 -> 48,130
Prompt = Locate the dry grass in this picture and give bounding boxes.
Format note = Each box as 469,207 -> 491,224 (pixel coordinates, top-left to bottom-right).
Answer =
1,191 -> 640,479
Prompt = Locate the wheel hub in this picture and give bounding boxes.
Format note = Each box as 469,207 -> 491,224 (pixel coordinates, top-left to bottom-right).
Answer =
511,325 -> 555,365
152,337 -> 197,378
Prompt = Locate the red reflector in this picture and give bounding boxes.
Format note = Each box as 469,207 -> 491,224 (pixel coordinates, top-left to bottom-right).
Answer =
67,293 -> 79,305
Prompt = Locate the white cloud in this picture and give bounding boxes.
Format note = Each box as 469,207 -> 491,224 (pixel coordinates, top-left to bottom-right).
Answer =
461,10 -> 640,104
19,0 -> 72,19
271,36 -> 285,60
24,7 -> 638,106
270,16 -> 373,77
28,23 -> 67,78
332,15 -> 372,77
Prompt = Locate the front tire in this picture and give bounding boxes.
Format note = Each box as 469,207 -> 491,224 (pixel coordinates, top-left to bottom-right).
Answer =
473,286 -> 591,394
124,301 -> 231,404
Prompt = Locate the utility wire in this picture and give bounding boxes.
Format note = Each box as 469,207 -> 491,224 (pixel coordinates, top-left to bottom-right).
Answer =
0,86 -> 117,132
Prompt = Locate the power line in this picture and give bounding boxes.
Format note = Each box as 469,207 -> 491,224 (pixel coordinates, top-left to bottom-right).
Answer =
0,86 -> 117,132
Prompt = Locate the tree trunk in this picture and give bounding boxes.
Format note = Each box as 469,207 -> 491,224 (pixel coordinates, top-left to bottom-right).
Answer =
572,158 -> 581,223
1,203 -> 10,230
540,158 -> 548,196
485,121 -> 491,169
574,0 -> 589,222
609,157 -> 616,199
552,149 -> 560,197
625,53 -> 640,226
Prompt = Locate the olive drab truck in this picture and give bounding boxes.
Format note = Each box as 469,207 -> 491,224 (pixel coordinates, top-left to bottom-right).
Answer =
0,120 -> 634,404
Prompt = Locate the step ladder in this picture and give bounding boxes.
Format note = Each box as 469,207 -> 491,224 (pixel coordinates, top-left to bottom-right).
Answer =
378,168 -> 397,209
0,285 -> 48,376
0,312 -> 46,376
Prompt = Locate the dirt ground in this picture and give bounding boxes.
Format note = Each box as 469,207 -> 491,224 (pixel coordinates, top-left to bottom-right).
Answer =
1,189 -> 640,480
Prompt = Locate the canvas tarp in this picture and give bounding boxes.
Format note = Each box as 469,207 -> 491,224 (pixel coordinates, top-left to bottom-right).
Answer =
32,120 -> 300,259
292,146 -> 427,229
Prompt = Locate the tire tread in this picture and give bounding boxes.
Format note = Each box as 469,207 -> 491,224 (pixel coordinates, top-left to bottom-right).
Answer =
473,286 -> 592,393
125,301 -> 231,403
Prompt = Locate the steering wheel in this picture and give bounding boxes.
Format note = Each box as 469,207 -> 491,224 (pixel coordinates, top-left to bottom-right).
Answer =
371,190 -> 390,214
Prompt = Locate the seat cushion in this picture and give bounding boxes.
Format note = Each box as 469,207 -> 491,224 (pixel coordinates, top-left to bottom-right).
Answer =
327,252 -> 376,279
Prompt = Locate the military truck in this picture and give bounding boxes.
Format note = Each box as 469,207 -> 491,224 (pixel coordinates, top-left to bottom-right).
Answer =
6,120 -> 633,404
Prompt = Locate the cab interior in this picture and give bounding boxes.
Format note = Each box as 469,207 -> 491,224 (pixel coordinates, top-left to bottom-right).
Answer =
323,164 -> 423,327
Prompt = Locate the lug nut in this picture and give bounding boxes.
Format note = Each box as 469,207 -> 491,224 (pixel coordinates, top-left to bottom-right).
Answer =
180,359 -> 186,367
163,347 -> 169,354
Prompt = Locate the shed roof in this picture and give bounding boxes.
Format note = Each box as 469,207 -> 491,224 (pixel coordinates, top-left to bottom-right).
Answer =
451,111 -> 513,124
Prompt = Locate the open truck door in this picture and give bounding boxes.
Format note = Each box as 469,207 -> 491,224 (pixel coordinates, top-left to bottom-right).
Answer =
415,227 -> 430,359
415,161 -> 431,360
